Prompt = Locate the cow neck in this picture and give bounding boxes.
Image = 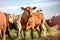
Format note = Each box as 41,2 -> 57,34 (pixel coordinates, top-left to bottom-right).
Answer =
25,10 -> 32,17
28,10 -> 33,17
24,11 -> 32,23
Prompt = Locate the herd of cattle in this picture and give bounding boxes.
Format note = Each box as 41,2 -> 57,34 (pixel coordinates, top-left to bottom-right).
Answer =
0,6 -> 58,40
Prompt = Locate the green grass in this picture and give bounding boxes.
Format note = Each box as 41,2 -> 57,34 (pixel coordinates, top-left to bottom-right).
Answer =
6,25 -> 59,40
0,23 -> 59,40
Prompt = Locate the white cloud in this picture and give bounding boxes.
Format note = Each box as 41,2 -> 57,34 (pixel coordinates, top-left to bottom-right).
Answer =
45,12 -> 60,19
55,12 -> 60,16
24,2 -> 60,7
0,6 -> 19,10
32,0 -> 41,2
0,1 -> 60,10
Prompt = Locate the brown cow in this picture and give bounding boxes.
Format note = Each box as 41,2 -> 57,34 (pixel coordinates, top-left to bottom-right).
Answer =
26,10 -> 46,39
0,11 -> 9,40
21,6 -> 46,40
21,6 -> 36,40
26,10 -> 44,30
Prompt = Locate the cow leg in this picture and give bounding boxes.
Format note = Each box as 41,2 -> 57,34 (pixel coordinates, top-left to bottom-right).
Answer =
2,29 -> 6,40
16,26 -> 20,37
19,24 -> 22,36
41,24 -> 46,36
36,25 -> 42,38
17,28 -> 22,37
17,25 -> 22,37
42,24 -> 46,36
16,28 -> 20,40
18,28 -> 20,36
31,28 -> 33,40
6,27 -> 11,39
23,29 -> 26,40
41,18 -> 46,36
17,28 -> 19,37
20,29 -> 22,38
1,30 -> 3,40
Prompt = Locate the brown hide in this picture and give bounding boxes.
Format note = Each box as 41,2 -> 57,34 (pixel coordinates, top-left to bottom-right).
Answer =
0,11 -> 8,40
0,12 -> 7,30
21,11 -> 30,26
21,6 -> 36,30
26,12 -> 44,30
4,13 -> 9,27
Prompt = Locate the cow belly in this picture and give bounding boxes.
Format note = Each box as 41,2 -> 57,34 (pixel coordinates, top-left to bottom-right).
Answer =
35,18 -> 42,25
26,17 -> 35,29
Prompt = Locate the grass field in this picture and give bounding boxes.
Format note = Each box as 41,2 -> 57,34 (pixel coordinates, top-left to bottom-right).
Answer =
0,24 -> 60,40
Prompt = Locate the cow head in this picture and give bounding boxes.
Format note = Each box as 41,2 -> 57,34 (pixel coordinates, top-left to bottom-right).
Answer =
21,6 -> 36,16
9,14 -> 14,24
25,6 -> 36,12
21,6 -> 36,11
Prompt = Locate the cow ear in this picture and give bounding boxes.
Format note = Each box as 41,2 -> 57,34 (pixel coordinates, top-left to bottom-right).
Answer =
37,10 -> 42,13
39,10 -> 42,11
21,7 -> 25,10
33,7 -> 36,10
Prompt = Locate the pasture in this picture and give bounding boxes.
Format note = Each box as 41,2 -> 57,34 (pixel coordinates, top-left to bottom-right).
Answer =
0,6 -> 60,40
0,23 -> 59,40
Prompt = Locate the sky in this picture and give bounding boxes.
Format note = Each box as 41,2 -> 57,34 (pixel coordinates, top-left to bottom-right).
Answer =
0,0 -> 60,19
